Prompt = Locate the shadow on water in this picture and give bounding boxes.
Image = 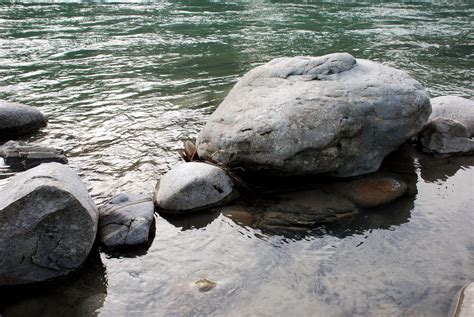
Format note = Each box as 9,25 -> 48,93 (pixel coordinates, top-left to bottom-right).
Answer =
0,247 -> 107,317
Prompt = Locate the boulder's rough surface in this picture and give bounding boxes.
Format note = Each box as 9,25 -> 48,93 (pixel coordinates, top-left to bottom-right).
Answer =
0,141 -> 68,170
419,118 -> 474,155
430,96 -> 474,135
197,52 -> 431,177
99,193 -> 155,247
331,177 -> 408,208
451,282 -> 474,317
0,101 -> 47,139
0,163 -> 98,286
154,162 -> 239,213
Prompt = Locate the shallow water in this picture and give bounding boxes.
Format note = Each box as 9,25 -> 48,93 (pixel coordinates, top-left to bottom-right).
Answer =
0,1 -> 473,316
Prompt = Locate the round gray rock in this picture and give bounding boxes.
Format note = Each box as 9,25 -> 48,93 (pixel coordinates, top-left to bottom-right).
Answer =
196,52 -> 431,177
99,193 -> 155,247
0,163 -> 98,286
430,96 -> 474,136
0,100 -> 47,139
154,162 -> 238,213
419,117 -> 474,155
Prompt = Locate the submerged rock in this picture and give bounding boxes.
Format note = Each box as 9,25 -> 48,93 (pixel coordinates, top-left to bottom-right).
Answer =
0,100 -> 47,139
197,52 -> 431,177
194,278 -> 216,292
0,163 -> 98,286
331,177 -> 408,208
253,189 -> 358,232
430,96 -> 474,135
99,193 -> 155,248
419,118 -> 474,155
154,162 -> 239,213
221,206 -> 255,226
0,141 -> 68,170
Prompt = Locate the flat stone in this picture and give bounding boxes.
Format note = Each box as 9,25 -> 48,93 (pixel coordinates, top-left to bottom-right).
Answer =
0,141 -> 67,170
99,193 -> 155,247
197,52 -> 431,177
0,100 -> 47,139
0,163 -> 98,286
331,177 -> 408,208
154,162 -> 239,213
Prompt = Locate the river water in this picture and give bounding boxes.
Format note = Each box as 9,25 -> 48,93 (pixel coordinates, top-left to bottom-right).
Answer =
0,1 -> 473,316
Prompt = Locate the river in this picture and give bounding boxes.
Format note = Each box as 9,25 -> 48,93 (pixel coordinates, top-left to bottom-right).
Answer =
0,1 -> 473,316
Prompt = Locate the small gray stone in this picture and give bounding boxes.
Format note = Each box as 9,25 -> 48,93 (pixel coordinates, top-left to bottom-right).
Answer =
0,141 -> 68,170
99,193 -> 155,247
0,163 -> 98,286
0,100 -> 47,139
196,52 -> 431,177
419,117 -> 474,155
154,162 -> 239,213
430,96 -> 474,136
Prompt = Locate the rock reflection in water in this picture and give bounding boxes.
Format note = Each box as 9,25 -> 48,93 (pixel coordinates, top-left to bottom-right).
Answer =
0,247 -> 107,317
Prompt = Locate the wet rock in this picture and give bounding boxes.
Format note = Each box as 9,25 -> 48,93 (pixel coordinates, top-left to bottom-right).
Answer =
221,206 -> 255,226
99,193 -> 155,247
0,100 -> 47,139
0,163 -> 98,286
195,278 -> 216,292
197,52 -> 431,177
430,96 -> 474,135
331,177 -> 408,208
450,282 -> 474,317
419,117 -> 474,155
154,162 -> 239,213
0,141 -> 67,170
254,189 -> 358,231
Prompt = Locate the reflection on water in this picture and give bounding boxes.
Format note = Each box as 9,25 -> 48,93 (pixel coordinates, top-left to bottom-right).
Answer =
0,1 -> 473,316
0,248 -> 107,317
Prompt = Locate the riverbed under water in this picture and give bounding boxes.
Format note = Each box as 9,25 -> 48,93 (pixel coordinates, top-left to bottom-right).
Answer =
0,1 -> 473,316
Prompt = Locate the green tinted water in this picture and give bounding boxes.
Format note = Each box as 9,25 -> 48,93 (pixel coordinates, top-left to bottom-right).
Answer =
0,1 -> 473,316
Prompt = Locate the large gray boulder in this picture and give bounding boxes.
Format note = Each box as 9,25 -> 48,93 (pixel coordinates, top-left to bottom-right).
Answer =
99,193 -> 155,247
430,96 -> 474,135
197,52 -> 431,177
0,163 -> 98,286
0,100 -> 47,139
154,162 -> 239,213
